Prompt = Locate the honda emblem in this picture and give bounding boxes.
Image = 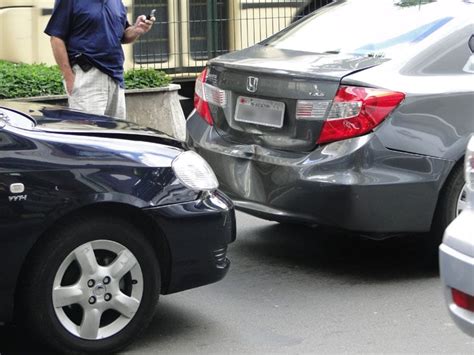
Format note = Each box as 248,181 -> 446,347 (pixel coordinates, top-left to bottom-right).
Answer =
247,76 -> 259,93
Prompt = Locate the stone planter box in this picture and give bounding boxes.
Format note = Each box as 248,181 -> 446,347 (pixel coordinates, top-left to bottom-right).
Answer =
11,84 -> 186,141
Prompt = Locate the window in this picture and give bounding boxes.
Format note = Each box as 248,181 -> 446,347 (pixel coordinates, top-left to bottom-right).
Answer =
189,0 -> 229,60
133,0 -> 170,64
266,0 -> 463,60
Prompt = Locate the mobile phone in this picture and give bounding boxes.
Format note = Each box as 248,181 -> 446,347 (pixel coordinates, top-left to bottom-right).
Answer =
147,9 -> 156,20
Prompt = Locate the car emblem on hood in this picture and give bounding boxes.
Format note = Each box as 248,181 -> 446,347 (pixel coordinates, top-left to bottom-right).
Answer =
247,76 -> 259,93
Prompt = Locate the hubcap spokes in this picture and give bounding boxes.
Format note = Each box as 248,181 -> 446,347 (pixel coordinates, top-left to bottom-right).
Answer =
52,240 -> 144,340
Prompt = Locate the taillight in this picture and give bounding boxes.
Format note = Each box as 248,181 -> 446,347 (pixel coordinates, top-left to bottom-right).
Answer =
194,68 -> 227,126
194,68 -> 213,125
317,86 -> 405,145
452,288 -> 474,312
296,100 -> 331,120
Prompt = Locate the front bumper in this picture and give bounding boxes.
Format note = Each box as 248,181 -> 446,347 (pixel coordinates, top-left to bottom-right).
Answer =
187,113 -> 453,235
144,190 -> 235,294
439,210 -> 474,337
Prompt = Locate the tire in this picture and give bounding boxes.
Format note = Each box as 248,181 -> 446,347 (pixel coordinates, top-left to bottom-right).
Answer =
19,216 -> 160,353
431,163 -> 467,244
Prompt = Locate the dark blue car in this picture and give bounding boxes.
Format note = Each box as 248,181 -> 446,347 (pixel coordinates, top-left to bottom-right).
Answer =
0,101 -> 235,353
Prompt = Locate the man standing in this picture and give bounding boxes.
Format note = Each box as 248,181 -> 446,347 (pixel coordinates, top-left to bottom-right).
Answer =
45,0 -> 155,119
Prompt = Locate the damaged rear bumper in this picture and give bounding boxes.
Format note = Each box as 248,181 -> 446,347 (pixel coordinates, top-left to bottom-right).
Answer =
186,113 -> 453,235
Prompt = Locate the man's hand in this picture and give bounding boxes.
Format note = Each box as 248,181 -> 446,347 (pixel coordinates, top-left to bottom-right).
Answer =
122,15 -> 155,44
134,15 -> 155,35
64,72 -> 75,96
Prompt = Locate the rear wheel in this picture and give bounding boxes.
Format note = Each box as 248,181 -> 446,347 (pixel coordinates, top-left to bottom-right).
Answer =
431,163 -> 467,244
19,216 -> 160,353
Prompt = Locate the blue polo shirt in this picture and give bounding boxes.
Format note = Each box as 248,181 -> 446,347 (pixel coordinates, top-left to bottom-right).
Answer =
45,0 -> 130,87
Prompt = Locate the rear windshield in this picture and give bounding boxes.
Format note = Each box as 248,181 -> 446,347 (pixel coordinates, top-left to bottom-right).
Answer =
266,0 -> 469,59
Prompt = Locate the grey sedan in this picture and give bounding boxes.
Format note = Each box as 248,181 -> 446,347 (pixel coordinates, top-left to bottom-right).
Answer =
187,0 -> 474,247
440,136 -> 474,337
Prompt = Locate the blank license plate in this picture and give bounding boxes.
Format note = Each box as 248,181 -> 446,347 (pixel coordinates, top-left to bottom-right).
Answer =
235,96 -> 285,128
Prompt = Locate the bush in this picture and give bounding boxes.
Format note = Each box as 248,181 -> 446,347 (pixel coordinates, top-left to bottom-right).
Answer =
124,68 -> 171,89
0,61 -> 64,98
0,60 -> 171,99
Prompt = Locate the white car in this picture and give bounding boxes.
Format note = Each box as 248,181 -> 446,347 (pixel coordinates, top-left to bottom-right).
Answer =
439,136 -> 474,337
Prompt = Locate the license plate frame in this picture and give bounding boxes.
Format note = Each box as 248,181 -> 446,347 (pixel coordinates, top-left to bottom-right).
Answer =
234,96 -> 285,128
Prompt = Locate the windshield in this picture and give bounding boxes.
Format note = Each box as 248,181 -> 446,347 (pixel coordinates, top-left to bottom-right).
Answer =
0,107 -> 36,129
266,0 -> 467,59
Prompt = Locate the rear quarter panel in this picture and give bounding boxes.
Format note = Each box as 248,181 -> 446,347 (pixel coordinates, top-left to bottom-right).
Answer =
343,21 -> 474,162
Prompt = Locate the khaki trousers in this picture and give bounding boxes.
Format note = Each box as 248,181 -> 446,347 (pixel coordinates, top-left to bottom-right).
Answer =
67,65 -> 126,119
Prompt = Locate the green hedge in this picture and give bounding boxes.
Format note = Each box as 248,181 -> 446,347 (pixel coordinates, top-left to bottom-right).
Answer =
0,60 -> 171,99
124,68 -> 171,90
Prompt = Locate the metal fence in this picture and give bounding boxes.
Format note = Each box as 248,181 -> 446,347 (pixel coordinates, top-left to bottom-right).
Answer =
131,0 -> 333,81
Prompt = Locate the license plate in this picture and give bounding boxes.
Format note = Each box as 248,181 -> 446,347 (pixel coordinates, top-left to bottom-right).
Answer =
235,96 -> 285,128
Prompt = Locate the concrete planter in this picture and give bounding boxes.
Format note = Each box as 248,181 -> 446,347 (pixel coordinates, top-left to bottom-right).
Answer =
11,84 -> 186,141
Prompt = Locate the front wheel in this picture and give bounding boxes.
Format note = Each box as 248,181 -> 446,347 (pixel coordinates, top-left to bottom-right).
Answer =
19,216 -> 160,353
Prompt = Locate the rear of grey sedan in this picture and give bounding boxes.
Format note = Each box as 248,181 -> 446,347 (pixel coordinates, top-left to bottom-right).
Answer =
187,0 -> 474,242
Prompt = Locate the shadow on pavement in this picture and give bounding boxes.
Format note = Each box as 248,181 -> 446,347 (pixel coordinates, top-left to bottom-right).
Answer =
0,301 -> 208,354
130,300 -> 216,349
0,325 -> 54,354
234,221 -> 439,282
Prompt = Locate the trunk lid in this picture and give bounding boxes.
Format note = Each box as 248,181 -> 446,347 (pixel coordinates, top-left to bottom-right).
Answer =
206,45 -> 387,152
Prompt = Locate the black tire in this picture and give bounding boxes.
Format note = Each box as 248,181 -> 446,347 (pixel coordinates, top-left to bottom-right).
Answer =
19,216 -> 160,354
431,163 -> 466,245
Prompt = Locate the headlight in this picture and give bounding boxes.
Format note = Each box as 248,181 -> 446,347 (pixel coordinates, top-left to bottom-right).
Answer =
465,136 -> 474,193
172,151 -> 219,191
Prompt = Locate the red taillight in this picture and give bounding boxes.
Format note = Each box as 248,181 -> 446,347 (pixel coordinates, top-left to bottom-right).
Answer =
317,86 -> 405,145
452,288 -> 474,312
194,68 -> 213,125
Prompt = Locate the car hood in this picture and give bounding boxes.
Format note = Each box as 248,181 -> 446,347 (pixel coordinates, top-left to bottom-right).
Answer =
1,101 -> 182,149
209,44 -> 389,80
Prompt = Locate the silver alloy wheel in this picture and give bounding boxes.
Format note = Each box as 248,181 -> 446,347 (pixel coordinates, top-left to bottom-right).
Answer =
52,240 -> 144,340
457,184 -> 468,216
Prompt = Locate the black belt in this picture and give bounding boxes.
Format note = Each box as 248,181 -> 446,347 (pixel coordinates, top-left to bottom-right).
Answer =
71,54 -> 94,72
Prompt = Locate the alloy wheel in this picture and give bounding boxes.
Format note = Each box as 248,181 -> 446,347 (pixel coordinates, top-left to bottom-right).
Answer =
52,240 -> 144,340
